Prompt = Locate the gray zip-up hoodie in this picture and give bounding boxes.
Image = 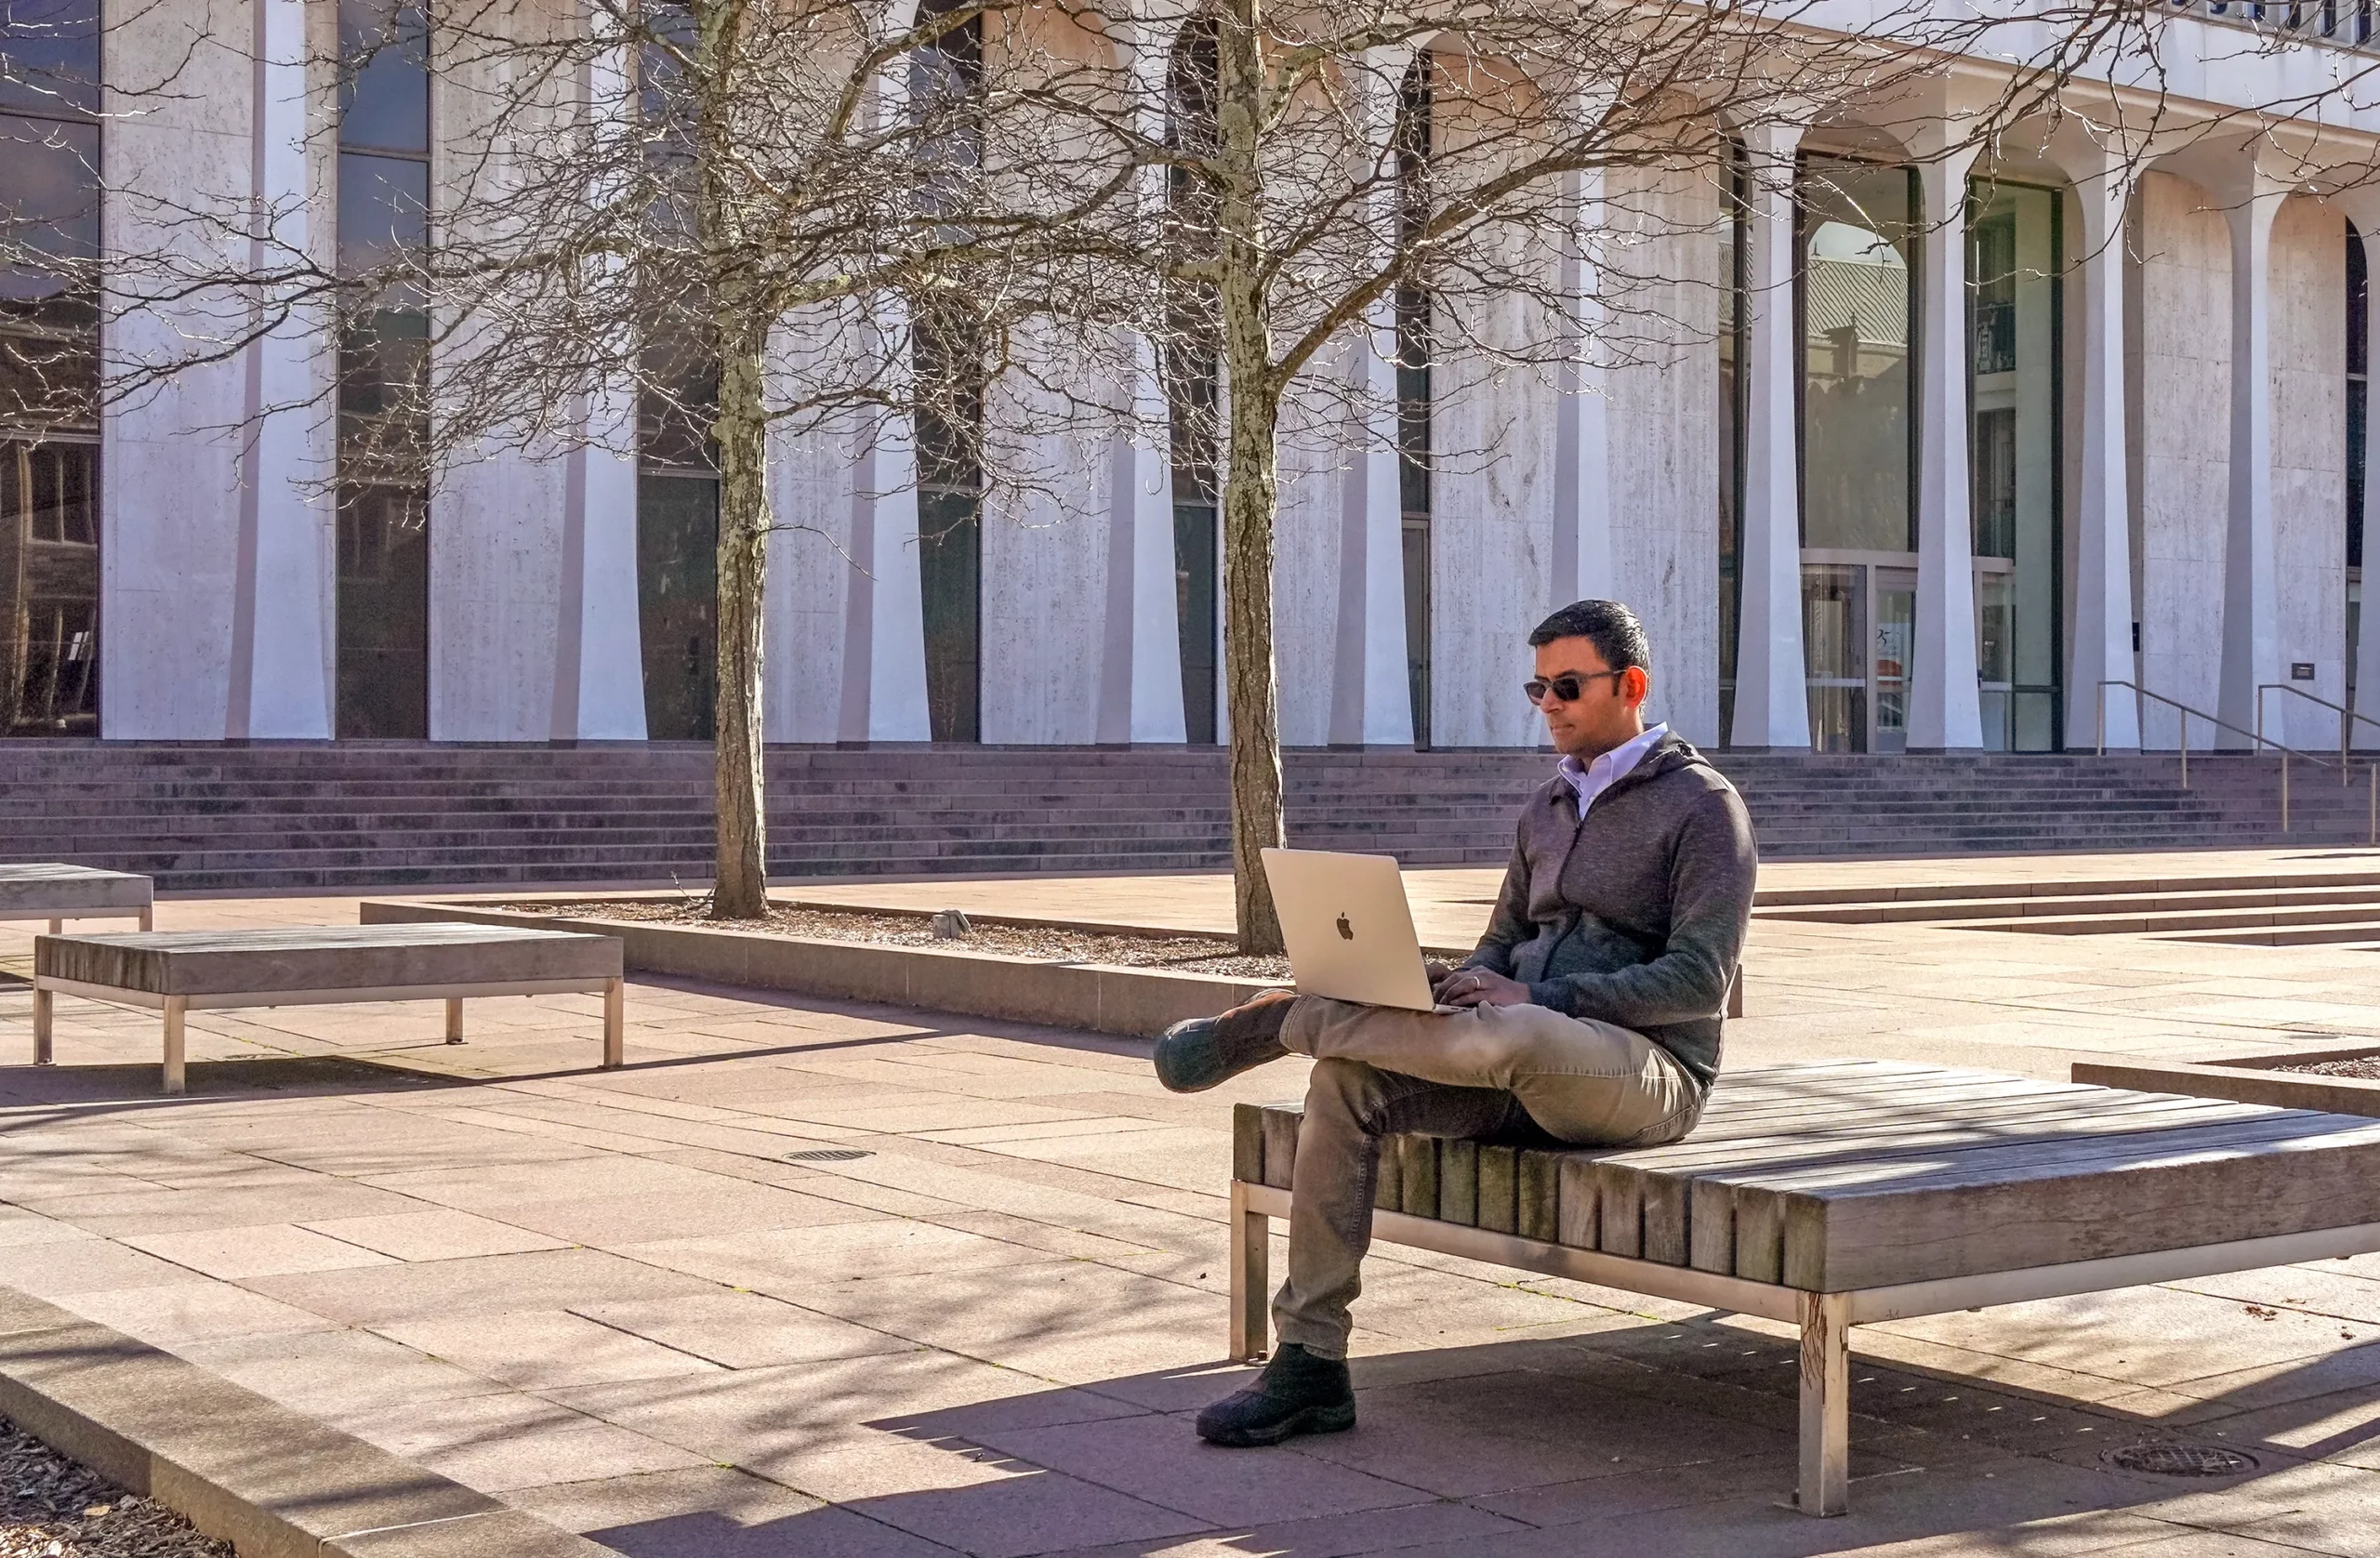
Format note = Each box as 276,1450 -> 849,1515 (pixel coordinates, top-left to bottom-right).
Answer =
1461,731 -> 1757,1091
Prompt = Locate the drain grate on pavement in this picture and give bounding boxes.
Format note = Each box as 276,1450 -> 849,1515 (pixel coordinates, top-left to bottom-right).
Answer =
2107,1441 -> 2258,1476
786,1148 -> 872,1162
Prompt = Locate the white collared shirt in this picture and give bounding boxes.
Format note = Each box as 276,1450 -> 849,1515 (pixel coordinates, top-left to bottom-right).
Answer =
1557,723 -> 1668,820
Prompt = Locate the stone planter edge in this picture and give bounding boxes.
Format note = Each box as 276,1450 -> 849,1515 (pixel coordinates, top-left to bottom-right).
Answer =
357,899 -> 1284,1038
2072,1048 -> 2380,1117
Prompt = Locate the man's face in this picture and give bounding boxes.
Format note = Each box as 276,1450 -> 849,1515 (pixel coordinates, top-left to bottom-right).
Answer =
1532,637 -> 1649,759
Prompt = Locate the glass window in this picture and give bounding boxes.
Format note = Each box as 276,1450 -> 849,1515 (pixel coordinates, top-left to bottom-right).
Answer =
1799,158 -> 1914,553
0,0 -> 99,119
336,0 -> 430,738
1967,182 -> 2062,751
2350,224 -> 2367,576
912,0 -> 984,745
1717,146 -> 1745,746
337,0 -> 430,153
1802,562 -> 1866,752
637,473 -> 717,740
2,0 -> 100,736
1396,54 -> 1431,746
1167,23 -> 1220,745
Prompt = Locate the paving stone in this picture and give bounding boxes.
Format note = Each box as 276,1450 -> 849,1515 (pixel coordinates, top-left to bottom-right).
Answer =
324,1510 -> 618,1557
963,1410 -> 1435,1525
241,1248 -> 719,1327
56,1280 -> 340,1347
298,1208 -> 576,1261
124,1223 -> 400,1279
172,1327 -> 509,1418
840,1463 -> 1211,1558
567,1292 -> 921,1369
374,1311 -> 722,1390
358,1393 -> 710,1493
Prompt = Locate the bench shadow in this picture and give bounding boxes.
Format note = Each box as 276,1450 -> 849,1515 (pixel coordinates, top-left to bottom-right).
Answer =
0,1056 -> 457,1107
562,1316 -> 2380,1558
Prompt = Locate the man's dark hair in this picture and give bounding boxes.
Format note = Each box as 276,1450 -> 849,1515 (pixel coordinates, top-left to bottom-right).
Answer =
1528,599 -> 1650,672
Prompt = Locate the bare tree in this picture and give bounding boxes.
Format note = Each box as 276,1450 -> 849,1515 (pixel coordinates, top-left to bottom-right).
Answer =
1,0 -> 1142,916
14,0 -> 2380,948
1087,0 -> 2222,951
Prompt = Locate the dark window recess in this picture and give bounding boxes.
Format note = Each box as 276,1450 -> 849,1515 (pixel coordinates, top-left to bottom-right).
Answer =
637,474 -> 718,740
918,487 -> 982,744
333,485 -> 430,738
2350,224 -> 2367,571
1165,20 -> 1221,745
910,0 -> 985,745
334,0 -> 431,738
1395,53 -> 1432,746
1172,499 -> 1217,743
1,0 -> 103,736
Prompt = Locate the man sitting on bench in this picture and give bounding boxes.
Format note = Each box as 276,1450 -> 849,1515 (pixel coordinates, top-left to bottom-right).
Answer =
1152,599 -> 1758,1446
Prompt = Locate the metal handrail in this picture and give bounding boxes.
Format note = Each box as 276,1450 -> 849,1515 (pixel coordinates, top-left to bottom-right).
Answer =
2097,680 -> 2378,840
2257,682 -> 2380,841
2256,681 -> 2380,772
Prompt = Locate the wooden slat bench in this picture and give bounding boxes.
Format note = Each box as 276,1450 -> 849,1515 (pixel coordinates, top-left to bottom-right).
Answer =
31,925 -> 625,1094
0,865 -> 152,933
1228,1059 -> 2380,1516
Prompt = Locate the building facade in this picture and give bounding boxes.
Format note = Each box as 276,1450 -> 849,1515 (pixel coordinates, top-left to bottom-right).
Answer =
8,0 -> 2380,755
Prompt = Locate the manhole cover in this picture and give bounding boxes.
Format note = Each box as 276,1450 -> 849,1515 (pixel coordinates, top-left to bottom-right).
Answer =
2107,1442 -> 2257,1476
785,1148 -> 872,1162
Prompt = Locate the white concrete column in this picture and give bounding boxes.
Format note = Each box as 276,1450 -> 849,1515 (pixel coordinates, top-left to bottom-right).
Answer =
1730,121 -> 1810,750
1096,24 -> 1186,744
1554,163 -> 1613,606
836,310 -> 933,742
1908,146 -> 1984,750
554,384 -> 646,740
1326,48 -> 1417,747
2216,167 -> 2284,747
833,55 -> 931,743
553,20 -> 644,740
2066,161 -> 2140,750
225,0 -> 333,738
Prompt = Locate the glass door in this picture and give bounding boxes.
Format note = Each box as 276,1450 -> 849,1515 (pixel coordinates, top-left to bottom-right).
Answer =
1872,567 -> 1915,754
1803,563 -> 1867,752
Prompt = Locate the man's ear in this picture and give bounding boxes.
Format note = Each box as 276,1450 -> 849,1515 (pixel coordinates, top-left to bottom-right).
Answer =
1622,667 -> 1649,707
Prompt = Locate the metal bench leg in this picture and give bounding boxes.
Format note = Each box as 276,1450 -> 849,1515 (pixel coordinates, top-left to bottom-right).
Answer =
138,908 -> 152,932
445,997 -> 465,1044
1228,1180 -> 1269,1362
46,918 -> 60,936
33,984 -> 52,1065
1797,1290 -> 1851,1515
162,996 -> 188,1096
602,978 -> 624,1069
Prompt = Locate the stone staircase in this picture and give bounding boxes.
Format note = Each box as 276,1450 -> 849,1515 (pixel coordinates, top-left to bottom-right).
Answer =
1755,859 -> 2380,947
0,740 -> 2372,892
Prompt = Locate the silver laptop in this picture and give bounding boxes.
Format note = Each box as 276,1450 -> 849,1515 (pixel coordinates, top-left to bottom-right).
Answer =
1260,848 -> 1436,1011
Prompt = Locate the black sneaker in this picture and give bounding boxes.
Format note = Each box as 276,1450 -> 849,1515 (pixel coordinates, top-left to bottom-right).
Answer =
1196,1343 -> 1356,1446
1153,990 -> 1295,1093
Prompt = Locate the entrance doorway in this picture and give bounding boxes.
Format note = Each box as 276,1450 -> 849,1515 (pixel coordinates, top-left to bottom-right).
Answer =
1802,559 -> 1915,753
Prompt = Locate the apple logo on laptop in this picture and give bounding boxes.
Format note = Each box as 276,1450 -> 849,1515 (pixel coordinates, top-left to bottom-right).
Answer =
1336,913 -> 1354,941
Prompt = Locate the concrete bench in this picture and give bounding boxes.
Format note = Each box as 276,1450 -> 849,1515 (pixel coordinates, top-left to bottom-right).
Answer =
0,864 -> 152,933
1228,1059 -> 2380,1516
31,924 -> 625,1094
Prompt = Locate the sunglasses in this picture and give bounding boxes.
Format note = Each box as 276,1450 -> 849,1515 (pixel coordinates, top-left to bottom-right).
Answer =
1524,669 -> 1628,704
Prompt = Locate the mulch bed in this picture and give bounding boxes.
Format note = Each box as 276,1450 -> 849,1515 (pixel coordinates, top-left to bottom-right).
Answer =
0,1417 -> 230,1558
2275,1057 -> 2380,1080
496,899 -> 1296,982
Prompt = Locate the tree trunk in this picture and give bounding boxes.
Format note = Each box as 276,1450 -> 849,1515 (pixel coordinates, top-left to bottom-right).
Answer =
1220,380 -> 1285,954
709,326 -> 771,919
1216,0 -> 1285,956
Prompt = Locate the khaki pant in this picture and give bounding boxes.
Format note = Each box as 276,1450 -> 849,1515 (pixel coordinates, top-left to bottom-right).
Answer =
1270,997 -> 1702,1358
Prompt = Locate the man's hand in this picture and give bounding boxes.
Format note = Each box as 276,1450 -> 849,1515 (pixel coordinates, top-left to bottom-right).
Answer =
1434,966 -> 1529,1008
